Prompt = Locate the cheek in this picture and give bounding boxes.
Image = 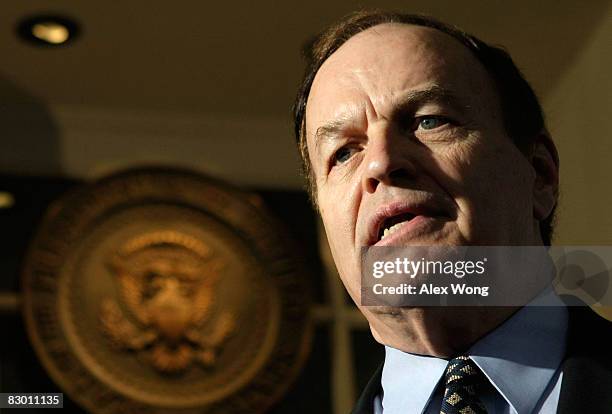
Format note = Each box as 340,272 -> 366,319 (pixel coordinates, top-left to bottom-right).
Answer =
432,137 -> 535,240
319,192 -> 353,255
318,189 -> 362,292
467,141 -> 534,203
317,172 -> 362,240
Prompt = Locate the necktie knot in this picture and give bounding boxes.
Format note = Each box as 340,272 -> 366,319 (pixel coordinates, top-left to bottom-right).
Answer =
440,356 -> 487,414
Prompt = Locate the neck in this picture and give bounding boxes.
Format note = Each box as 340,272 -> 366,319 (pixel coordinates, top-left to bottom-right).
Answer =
366,306 -> 519,358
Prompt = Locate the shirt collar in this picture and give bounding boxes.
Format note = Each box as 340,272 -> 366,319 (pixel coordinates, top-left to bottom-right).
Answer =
381,347 -> 447,413
469,289 -> 568,414
380,289 -> 568,414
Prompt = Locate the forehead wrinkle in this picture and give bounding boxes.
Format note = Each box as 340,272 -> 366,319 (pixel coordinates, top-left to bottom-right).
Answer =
308,23 -> 497,155
311,85 -> 471,156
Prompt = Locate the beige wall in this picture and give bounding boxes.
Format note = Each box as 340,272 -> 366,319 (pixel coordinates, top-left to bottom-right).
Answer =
544,3 -> 612,319
545,3 -> 612,245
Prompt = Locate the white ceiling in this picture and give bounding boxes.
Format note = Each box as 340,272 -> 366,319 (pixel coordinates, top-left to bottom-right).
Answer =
0,0 -> 610,188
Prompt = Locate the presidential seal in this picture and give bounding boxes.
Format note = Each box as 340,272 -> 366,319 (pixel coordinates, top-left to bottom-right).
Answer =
21,168 -> 312,414
99,230 -> 235,373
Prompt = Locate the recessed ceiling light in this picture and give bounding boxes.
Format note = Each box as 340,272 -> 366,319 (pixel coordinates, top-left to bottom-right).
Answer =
0,192 -> 15,209
17,15 -> 80,47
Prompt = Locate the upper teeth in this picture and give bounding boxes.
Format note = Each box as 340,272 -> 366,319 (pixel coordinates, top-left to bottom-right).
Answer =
381,222 -> 404,240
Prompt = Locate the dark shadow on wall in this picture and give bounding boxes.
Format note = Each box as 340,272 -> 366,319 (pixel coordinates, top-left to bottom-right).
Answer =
0,74 -> 61,176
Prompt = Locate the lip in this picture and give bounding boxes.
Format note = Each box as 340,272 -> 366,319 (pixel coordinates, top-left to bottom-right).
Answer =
364,200 -> 451,246
374,215 -> 448,246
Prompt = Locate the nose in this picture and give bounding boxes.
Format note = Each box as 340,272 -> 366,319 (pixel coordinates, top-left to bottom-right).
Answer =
362,127 -> 418,194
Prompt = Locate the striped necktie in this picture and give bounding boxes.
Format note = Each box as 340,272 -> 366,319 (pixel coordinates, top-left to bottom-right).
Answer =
440,355 -> 488,414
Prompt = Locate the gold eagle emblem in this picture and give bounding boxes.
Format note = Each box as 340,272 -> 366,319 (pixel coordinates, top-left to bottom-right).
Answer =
100,231 -> 235,373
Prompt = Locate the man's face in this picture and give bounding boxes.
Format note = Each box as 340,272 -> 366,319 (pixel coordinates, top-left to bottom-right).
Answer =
305,24 -> 541,306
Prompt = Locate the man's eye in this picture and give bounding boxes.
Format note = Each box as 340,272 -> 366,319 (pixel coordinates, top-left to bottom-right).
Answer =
415,116 -> 449,130
332,147 -> 359,165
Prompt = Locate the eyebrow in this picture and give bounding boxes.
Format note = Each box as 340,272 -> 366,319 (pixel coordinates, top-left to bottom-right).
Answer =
313,85 -> 468,152
394,85 -> 469,116
313,113 -> 358,153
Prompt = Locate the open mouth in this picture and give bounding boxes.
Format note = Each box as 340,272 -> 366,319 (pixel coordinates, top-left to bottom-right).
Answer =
378,212 -> 417,241
366,198 -> 454,246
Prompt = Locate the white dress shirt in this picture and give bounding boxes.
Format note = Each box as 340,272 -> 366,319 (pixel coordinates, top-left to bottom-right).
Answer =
374,290 -> 568,413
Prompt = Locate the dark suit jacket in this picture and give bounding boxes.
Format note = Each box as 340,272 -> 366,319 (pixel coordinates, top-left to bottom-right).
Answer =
352,306 -> 612,413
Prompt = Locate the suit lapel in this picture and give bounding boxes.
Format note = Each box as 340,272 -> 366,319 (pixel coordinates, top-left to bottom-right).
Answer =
351,364 -> 383,414
557,305 -> 612,413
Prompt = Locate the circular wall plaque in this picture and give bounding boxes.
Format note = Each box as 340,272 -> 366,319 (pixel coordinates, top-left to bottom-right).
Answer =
22,168 -> 312,413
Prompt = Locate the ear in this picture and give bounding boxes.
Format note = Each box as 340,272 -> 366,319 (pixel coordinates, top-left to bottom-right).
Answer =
531,130 -> 559,221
